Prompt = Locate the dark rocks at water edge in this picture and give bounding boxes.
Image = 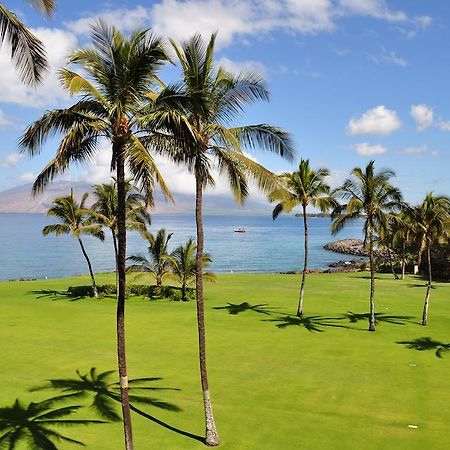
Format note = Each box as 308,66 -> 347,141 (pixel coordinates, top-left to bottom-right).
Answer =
279,258 -> 367,274
323,239 -> 386,257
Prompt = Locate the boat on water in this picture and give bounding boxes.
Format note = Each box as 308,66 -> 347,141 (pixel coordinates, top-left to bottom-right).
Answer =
234,227 -> 246,233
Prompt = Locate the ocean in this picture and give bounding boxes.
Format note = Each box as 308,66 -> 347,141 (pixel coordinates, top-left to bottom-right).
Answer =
0,213 -> 363,281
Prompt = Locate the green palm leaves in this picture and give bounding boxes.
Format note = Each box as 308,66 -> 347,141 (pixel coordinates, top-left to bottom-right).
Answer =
0,1 -> 54,86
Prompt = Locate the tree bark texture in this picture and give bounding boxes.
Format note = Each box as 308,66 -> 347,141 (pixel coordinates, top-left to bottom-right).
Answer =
195,176 -> 219,446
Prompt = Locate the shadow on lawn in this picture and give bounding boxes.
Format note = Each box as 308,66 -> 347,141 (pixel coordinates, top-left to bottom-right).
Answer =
264,314 -> 352,332
343,311 -> 414,325
31,367 -> 204,443
397,337 -> 450,358
28,289 -> 86,302
213,302 -> 277,315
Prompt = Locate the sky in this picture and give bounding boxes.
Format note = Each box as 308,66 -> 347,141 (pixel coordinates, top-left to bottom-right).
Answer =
0,0 -> 449,206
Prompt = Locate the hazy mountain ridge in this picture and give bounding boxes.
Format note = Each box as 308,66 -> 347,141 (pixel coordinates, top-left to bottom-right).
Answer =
0,181 -> 273,215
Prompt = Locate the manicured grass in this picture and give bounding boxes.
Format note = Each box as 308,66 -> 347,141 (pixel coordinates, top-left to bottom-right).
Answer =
1,272 -> 450,449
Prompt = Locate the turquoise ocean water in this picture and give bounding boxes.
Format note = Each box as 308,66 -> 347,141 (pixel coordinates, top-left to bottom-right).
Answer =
0,213 -> 363,281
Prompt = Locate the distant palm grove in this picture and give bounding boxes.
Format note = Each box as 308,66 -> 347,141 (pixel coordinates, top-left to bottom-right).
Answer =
1,2 -> 450,449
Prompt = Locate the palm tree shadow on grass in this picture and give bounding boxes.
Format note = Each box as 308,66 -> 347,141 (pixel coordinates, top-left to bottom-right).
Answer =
28,289 -> 85,302
343,311 -> 414,326
213,302 -> 278,315
0,393 -> 105,449
264,314 -> 352,332
31,368 -> 204,443
397,337 -> 450,358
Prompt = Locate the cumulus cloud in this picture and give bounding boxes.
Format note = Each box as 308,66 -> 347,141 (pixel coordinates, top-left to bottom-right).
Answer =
403,145 -> 427,156
0,110 -> 12,128
217,57 -> 267,77
431,150 -> 440,157
1,152 -> 24,168
354,142 -> 387,155
370,48 -> 408,67
410,104 -> 434,131
437,120 -> 450,131
0,28 -> 77,107
347,106 -> 401,136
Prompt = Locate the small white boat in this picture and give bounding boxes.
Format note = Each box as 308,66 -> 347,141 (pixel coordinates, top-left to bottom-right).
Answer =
234,227 -> 246,233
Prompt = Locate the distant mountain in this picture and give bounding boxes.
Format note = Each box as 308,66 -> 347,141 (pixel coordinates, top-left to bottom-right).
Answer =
0,181 -> 273,215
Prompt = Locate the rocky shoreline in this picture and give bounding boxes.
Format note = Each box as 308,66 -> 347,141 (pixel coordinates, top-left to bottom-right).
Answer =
323,238 -> 387,257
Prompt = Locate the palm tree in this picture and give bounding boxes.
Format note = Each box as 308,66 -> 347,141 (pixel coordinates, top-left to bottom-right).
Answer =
20,22 -> 171,449
143,33 -> 294,445
43,189 -> 104,297
90,180 -> 151,271
127,228 -> 173,293
331,161 -> 402,332
269,159 -> 333,316
171,238 -> 216,301
0,0 -> 54,85
0,394 -> 103,449
410,193 -> 450,325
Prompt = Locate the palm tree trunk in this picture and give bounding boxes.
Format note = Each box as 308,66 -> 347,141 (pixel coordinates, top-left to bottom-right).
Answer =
401,242 -> 406,280
388,248 -> 399,279
195,175 -> 219,446
115,141 -> 134,450
112,228 -> 119,291
77,238 -> 98,297
297,204 -> 308,317
368,230 -> 376,332
181,281 -> 187,302
421,245 -> 432,326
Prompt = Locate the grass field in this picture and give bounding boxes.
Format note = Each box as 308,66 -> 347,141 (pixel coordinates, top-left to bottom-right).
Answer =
1,272 -> 450,449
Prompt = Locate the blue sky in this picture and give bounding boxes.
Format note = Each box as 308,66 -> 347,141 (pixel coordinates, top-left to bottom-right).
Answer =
0,0 -> 448,205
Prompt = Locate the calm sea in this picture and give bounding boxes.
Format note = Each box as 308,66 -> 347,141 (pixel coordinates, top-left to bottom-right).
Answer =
0,213 -> 363,281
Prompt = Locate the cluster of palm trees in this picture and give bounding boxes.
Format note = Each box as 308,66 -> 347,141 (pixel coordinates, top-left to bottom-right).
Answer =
12,16 -> 293,448
270,159 -> 450,333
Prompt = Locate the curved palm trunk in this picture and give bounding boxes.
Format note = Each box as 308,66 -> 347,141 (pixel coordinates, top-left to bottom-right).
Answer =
297,204 -> 308,317
115,142 -> 134,450
421,245 -> 432,326
368,231 -> 376,332
111,228 -> 119,272
77,238 -> 98,297
195,176 -> 219,446
388,248 -> 399,280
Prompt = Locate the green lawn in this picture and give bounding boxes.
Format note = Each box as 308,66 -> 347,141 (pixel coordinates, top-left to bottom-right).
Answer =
1,272 -> 449,449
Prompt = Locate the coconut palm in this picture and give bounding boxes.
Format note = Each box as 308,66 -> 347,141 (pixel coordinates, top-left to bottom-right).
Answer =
331,161 -> 402,331
410,193 -> 450,325
269,159 -> 333,316
0,394 -> 103,449
0,0 -> 54,85
43,189 -> 104,297
90,180 -> 151,271
141,33 -> 294,445
171,238 -> 216,301
127,228 -> 173,293
20,22 -> 171,449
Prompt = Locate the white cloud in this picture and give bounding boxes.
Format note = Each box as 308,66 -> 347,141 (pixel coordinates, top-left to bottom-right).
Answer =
403,145 -> 427,156
354,142 -> 387,155
431,150 -> 440,157
217,57 -> 267,77
410,104 -> 434,131
0,110 -> 12,128
370,48 -> 408,67
437,120 -> 450,131
78,149 -> 114,185
0,28 -> 77,107
1,152 -> 24,168
20,171 -> 37,182
347,106 -> 401,136
338,0 -> 407,22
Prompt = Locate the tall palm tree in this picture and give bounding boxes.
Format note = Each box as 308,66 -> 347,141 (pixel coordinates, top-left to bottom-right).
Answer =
171,238 -> 216,302
410,193 -> 450,325
0,0 -> 54,85
127,228 -> 173,292
20,22 -> 171,450
331,161 -> 402,332
269,159 -> 333,316
90,180 -> 151,271
43,189 -> 104,297
0,394 -> 103,449
143,33 -> 294,445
